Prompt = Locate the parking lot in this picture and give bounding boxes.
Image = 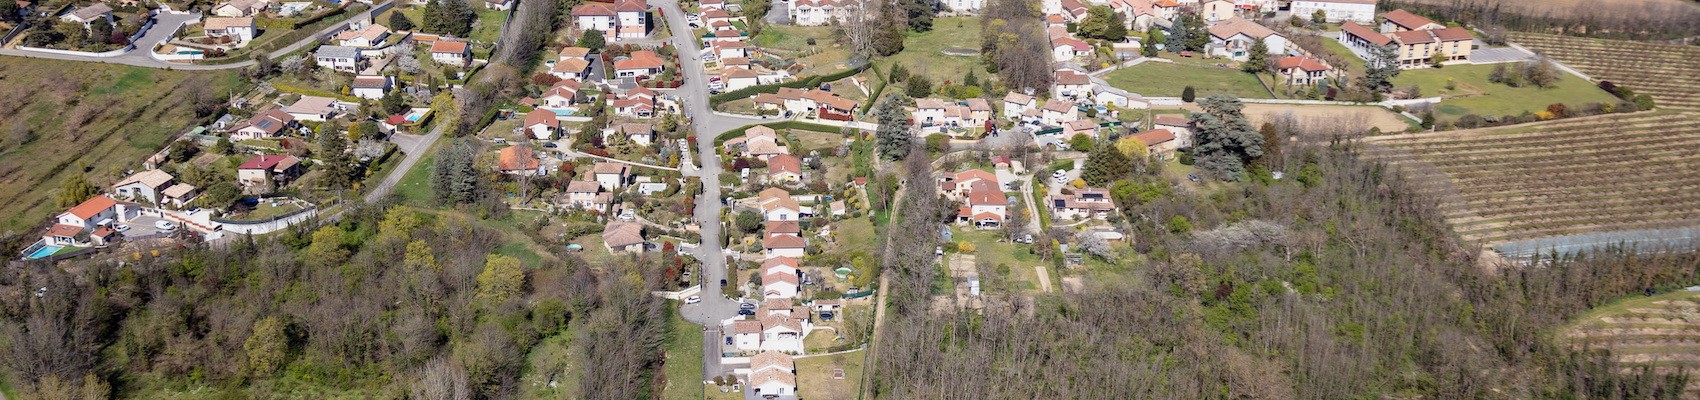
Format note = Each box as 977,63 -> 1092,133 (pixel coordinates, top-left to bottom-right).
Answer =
1469,47 -> 1536,64
117,214 -> 176,238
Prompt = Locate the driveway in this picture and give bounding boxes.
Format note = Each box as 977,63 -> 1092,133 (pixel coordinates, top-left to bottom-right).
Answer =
365,121 -> 445,203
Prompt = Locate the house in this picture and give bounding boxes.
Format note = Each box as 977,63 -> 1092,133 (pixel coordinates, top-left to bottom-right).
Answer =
698,0 -> 724,11
943,0 -> 983,13
113,169 -> 174,204
1039,99 -> 1078,126
314,46 -> 363,73
613,0 -> 650,39
430,40 -> 472,67
712,40 -> 748,59
55,195 -> 121,233
1050,36 -> 1091,62
350,75 -> 392,100
59,2 -> 112,28
602,221 -> 646,253
212,0 -> 266,17
523,108 -> 560,140
560,181 -> 613,210
1340,19 -> 1472,68
613,50 -> 666,77
939,169 -> 999,200
229,108 -> 297,140
550,57 -> 592,80
760,257 -> 800,300
284,95 -> 342,121
789,0 -> 860,26
914,98 -> 992,133
571,3 -> 618,38
203,17 -> 256,42
1205,17 -> 1287,62
1380,9 -> 1443,32
1152,115 -> 1193,146
592,162 -> 629,191
749,352 -> 798,397
1093,85 -> 1149,109
1003,92 -> 1037,122
721,67 -> 761,91
757,187 -> 800,222
484,0 -> 511,10
160,184 -> 199,208
1050,187 -> 1116,220
956,181 -> 1008,228
762,264 -> 801,297
1053,68 -> 1093,100
611,123 -> 654,146
765,222 -> 801,238
539,81 -> 581,109
1065,119 -> 1099,139
730,319 -> 763,350
497,145 -> 542,175
1131,129 -> 1180,159
758,313 -> 809,352
1288,0 -> 1375,24
1200,0 -> 1235,23
1273,56 -> 1336,86
763,234 -> 806,259
335,24 -> 389,47
611,97 -> 655,119
767,153 -> 803,184
236,155 -> 304,186
700,8 -> 736,26
724,126 -> 789,160
559,46 -> 592,61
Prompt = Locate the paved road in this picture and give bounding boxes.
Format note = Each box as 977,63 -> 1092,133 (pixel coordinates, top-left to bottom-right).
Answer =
365,120 -> 445,203
0,2 -> 392,70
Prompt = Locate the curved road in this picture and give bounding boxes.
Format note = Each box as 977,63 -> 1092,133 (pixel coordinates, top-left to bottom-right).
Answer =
0,2 -> 392,70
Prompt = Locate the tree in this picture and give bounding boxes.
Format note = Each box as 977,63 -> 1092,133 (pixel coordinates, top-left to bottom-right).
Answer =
475,254 -> 525,305
1189,95 -> 1263,180
168,141 -> 200,163
396,52 -> 422,74
390,11 -> 416,31
317,124 -> 359,189
963,70 -> 978,87
201,182 -> 240,208
1081,139 -> 1133,186
214,137 -> 235,155
874,96 -> 912,161
925,134 -> 950,153
905,74 -> 933,98
1115,136 -> 1149,159
244,316 -> 288,377
431,140 -> 482,204
1430,50 -> 1447,67
1077,6 -> 1117,40
901,0 -> 935,32
423,0 -> 474,37
577,30 -> 606,51
1256,122 -> 1280,169
1242,39 -> 1269,73
1522,57 -> 1560,88
888,64 -> 910,83
349,121 -> 383,141
1181,86 -> 1196,102
1165,14 -> 1208,52
1311,9 -> 1327,24
89,21 -> 112,45
382,87 -> 410,115
1362,44 -> 1401,92
55,174 -> 97,208
734,210 -> 762,234
0,1 -> 20,23
1068,133 -> 1095,152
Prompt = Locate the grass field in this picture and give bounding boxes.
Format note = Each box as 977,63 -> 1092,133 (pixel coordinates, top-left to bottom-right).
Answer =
876,17 -> 984,83
1510,32 -> 1700,110
661,312 -> 704,400
1240,103 -> 1414,133
1103,55 -> 1274,99
796,351 -> 864,400
1564,289 -> 1700,392
0,58 -> 245,244
1391,64 -> 1618,121
518,328 -> 583,399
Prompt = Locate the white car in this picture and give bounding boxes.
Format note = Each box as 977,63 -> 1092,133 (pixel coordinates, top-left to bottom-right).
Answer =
154,220 -> 176,231
114,224 -> 131,232
684,295 -> 702,304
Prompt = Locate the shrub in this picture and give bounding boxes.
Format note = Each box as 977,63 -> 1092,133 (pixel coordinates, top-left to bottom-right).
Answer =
1181,86 -> 1196,102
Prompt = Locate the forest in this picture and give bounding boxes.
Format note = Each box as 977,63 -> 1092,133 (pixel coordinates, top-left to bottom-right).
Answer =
0,203 -> 675,399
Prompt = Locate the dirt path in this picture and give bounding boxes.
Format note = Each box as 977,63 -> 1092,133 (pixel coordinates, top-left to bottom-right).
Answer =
1034,266 -> 1053,292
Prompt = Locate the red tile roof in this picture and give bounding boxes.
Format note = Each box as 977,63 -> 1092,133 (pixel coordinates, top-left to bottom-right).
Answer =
1381,9 -> 1437,30
768,154 -> 802,175
1340,22 -> 1391,46
1275,56 -> 1330,72
64,195 -> 117,220
524,108 -> 559,128
1433,27 -> 1473,42
1393,30 -> 1436,44
498,146 -> 541,171
238,155 -> 299,171
430,40 -> 469,54
571,3 -> 615,16
1133,129 -> 1176,146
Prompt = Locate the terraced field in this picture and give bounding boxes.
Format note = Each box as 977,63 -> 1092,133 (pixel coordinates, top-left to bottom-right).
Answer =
1566,290 -> 1700,390
1510,33 -> 1700,110
1362,110 -> 1700,245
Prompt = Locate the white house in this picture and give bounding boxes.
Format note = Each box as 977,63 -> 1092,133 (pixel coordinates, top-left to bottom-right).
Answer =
1205,17 -> 1287,62
610,123 -> 654,146
762,234 -> 806,259
956,182 -> 1008,228
60,3 -> 113,29
571,3 -> 618,38
1003,92 -> 1037,121
749,352 -> 798,398
757,187 -> 800,222
314,45 -> 363,73
758,314 -> 809,352
730,319 -> 764,350
1289,0 -> 1375,24
212,0 -> 267,17
560,181 -> 612,210
539,80 -> 581,109
229,108 -> 297,140
1039,99 -> 1078,126
522,108 -> 559,140
942,0 -> 983,13
789,0 -> 859,26
430,40 -> 472,67
284,95 -> 342,122
592,162 -> 630,191
1200,0 -> 1236,23
350,75 -> 391,100
614,0 -> 649,39
1093,85 -> 1149,109
1052,68 -> 1093,100
203,17 -> 256,43
762,266 -> 801,298
1049,187 -> 1117,220
113,170 -> 174,204
1051,36 -> 1091,62
335,24 -> 389,47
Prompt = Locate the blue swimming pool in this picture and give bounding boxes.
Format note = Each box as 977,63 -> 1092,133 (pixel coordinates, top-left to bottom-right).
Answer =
551,109 -> 578,117
26,245 -> 62,259
406,113 -> 425,122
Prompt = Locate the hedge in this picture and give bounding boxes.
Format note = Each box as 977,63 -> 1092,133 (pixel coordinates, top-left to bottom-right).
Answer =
708,64 -> 870,107
862,63 -> 889,111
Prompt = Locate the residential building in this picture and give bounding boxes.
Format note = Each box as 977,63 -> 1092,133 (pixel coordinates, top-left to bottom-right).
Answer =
1380,9 -> 1443,32
602,221 -> 646,253
614,0 -> 649,39
939,169 -> 999,200
749,352 -> 798,398
497,145 -> 542,175
1132,129 -> 1180,159
1200,0 -> 1235,23
1053,68 -> 1093,100
314,45 -> 363,73
203,17 -> 256,42
731,319 -> 763,350
523,108 -> 559,140
699,0 -> 724,11
763,234 -> 806,259
758,313 -> 809,352
571,3 -> 618,38
1049,187 -> 1116,220
55,195 -> 120,232
560,181 -> 613,211
550,57 -> 592,80
212,0 -> 266,17
1065,119 -> 1099,139
1093,85 -> 1149,109
956,180 -> 1007,228
484,0 -> 511,10
351,75 -> 393,99
236,155 -> 303,186
539,80 -> 581,109
431,39 -> 472,67
160,184 -> 199,208
284,95 -> 342,121
765,222 -> 801,239
942,0 -> 983,12
59,2 -> 112,28
1003,92 -> 1037,122
1340,18 -> 1472,68
757,187 -> 800,222
335,24 -> 390,47
723,126 -> 790,160
613,50 -> 665,77
721,67 -> 761,91
229,108 -> 297,140
1205,17 -> 1287,62
1273,56 -> 1336,86
762,263 -> 801,297
789,0 -> 861,26
611,123 -> 654,146
1039,99 -> 1078,126
712,40 -> 748,59
592,162 -> 630,191
767,153 -> 803,184
1288,0 -> 1375,24
113,169 -> 174,204
1050,35 -> 1091,62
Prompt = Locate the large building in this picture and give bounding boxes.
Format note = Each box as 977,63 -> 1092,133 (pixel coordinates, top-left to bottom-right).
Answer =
1339,10 -> 1472,68
1205,17 -> 1287,62
1289,0 -> 1376,24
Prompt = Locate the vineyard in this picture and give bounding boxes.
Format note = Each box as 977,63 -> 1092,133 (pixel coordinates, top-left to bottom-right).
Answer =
1510,32 -> 1700,110
1362,110 -> 1700,245
1566,289 -> 1700,391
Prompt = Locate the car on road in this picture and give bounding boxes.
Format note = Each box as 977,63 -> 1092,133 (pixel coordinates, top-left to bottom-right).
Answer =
739,302 -> 757,310
114,225 -> 131,232
726,336 -> 733,345
720,279 -> 728,287
738,309 -> 755,316
154,221 -> 176,231
543,142 -> 558,148
684,295 -> 702,304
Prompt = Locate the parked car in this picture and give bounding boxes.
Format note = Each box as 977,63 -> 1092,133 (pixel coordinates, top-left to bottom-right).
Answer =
738,309 -> 755,316
543,142 -> 558,148
1187,174 -> 1201,183
720,279 -> 728,287
726,336 -> 733,345
154,221 -> 176,231
740,302 -> 757,310
114,225 -> 131,232
684,295 -> 702,304
935,246 -> 944,256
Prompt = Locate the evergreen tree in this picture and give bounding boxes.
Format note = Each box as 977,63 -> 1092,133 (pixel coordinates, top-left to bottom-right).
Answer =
1181,86 -> 1196,102
902,0 -> 935,32
317,124 -> 359,189
1189,95 -> 1263,181
874,96 -> 912,161
1081,138 -> 1133,186
1078,6 -> 1116,40
577,30 -> 606,51
963,70 -> 978,87
905,74 -> 933,98
1257,122 -> 1280,169
55,174 -> 98,208
0,1 -> 19,23
423,0 -> 474,37
389,11 -> 416,31
431,140 -> 480,204
1242,39 -> 1269,73
1363,44 -> 1401,92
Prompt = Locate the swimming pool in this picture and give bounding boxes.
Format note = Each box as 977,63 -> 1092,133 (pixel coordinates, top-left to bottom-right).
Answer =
551,109 -> 578,117
405,113 -> 424,122
25,245 -> 62,259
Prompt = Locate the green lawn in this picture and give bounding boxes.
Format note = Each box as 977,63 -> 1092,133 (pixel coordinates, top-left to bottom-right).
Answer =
1103,55 -> 1274,99
950,227 -> 1048,293
877,16 -> 984,83
1391,63 -> 1619,121
662,312 -> 704,400
752,24 -> 833,50
1318,38 -> 1365,77
796,351 -> 865,400
392,143 -> 438,207
518,328 -> 583,399
469,8 -> 508,43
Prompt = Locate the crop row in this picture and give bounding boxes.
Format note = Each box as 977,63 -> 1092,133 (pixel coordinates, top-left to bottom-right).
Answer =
1381,122 -> 1700,164
1361,113 -> 1683,148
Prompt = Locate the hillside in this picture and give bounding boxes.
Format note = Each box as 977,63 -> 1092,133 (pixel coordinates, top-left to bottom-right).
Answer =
0,57 -> 245,243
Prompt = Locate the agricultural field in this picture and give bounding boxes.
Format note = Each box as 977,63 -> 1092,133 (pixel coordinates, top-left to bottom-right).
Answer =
1390,63 -> 1619,121
1240,103 -> 1413,133
1103,56 -> 1275,99
0,58 -> 245,245
1564,289 -> 1700,392
1510,32 -> 1700,110
1362,110 -> 1700,245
